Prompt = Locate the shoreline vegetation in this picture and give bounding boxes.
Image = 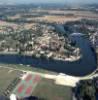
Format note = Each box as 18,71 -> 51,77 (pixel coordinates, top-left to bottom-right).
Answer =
0,51 -> 82,62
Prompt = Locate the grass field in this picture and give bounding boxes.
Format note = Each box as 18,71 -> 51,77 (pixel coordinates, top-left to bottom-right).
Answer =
0,64 -> 72,100
0,67 -> 22,95
33,78 -> 72,100
0,63 -> 57,75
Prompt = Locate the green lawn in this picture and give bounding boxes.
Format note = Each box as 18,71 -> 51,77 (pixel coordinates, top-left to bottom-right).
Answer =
33,78 -> 72,100
0,67 -> 22,95
0,63 -> 57,75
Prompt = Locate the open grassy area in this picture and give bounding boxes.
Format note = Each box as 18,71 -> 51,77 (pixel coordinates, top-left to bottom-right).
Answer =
0,63 -> 57,75
0,65 -> 72,100
0,67 -> 22,95
33,78 -> 72,100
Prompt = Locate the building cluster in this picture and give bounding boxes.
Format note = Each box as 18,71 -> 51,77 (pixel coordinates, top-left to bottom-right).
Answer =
0,23 -> 81,61
24,24 -> 81,61
90,32 -> 98,53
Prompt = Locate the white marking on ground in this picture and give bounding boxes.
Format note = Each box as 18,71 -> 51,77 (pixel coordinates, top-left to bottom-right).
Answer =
8,70 -> 13,73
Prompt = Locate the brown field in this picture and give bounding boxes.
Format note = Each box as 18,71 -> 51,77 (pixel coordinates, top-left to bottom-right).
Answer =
32,9 -> 98,17
34,15 -> 81,23
0,20 -> 18,28
32,10 -> 98,23
1,9 -> 98,26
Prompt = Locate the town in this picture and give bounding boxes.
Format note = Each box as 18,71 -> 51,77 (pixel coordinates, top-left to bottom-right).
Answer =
0,2 -> 98,100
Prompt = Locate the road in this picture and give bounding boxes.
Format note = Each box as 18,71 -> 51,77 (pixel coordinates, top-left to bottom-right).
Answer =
0,65 -> 98,87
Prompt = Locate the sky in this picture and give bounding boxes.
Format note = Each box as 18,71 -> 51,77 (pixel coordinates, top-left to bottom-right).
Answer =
0,0 -> 98,4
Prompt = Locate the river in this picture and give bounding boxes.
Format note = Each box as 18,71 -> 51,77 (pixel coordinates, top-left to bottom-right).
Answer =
0,24 -> 97,76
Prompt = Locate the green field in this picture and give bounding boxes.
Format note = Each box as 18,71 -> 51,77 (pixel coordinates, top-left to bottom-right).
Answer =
0,67 -> 22,95
0,63 -> 57,75
33,78 -> 72,100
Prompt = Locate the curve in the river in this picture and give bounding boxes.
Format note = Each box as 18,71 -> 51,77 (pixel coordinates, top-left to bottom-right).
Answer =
0,25 -> 97,76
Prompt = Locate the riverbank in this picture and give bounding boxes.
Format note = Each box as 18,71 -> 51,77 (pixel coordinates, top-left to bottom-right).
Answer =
0,51 -> 82,62
0,63 -> 57,75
